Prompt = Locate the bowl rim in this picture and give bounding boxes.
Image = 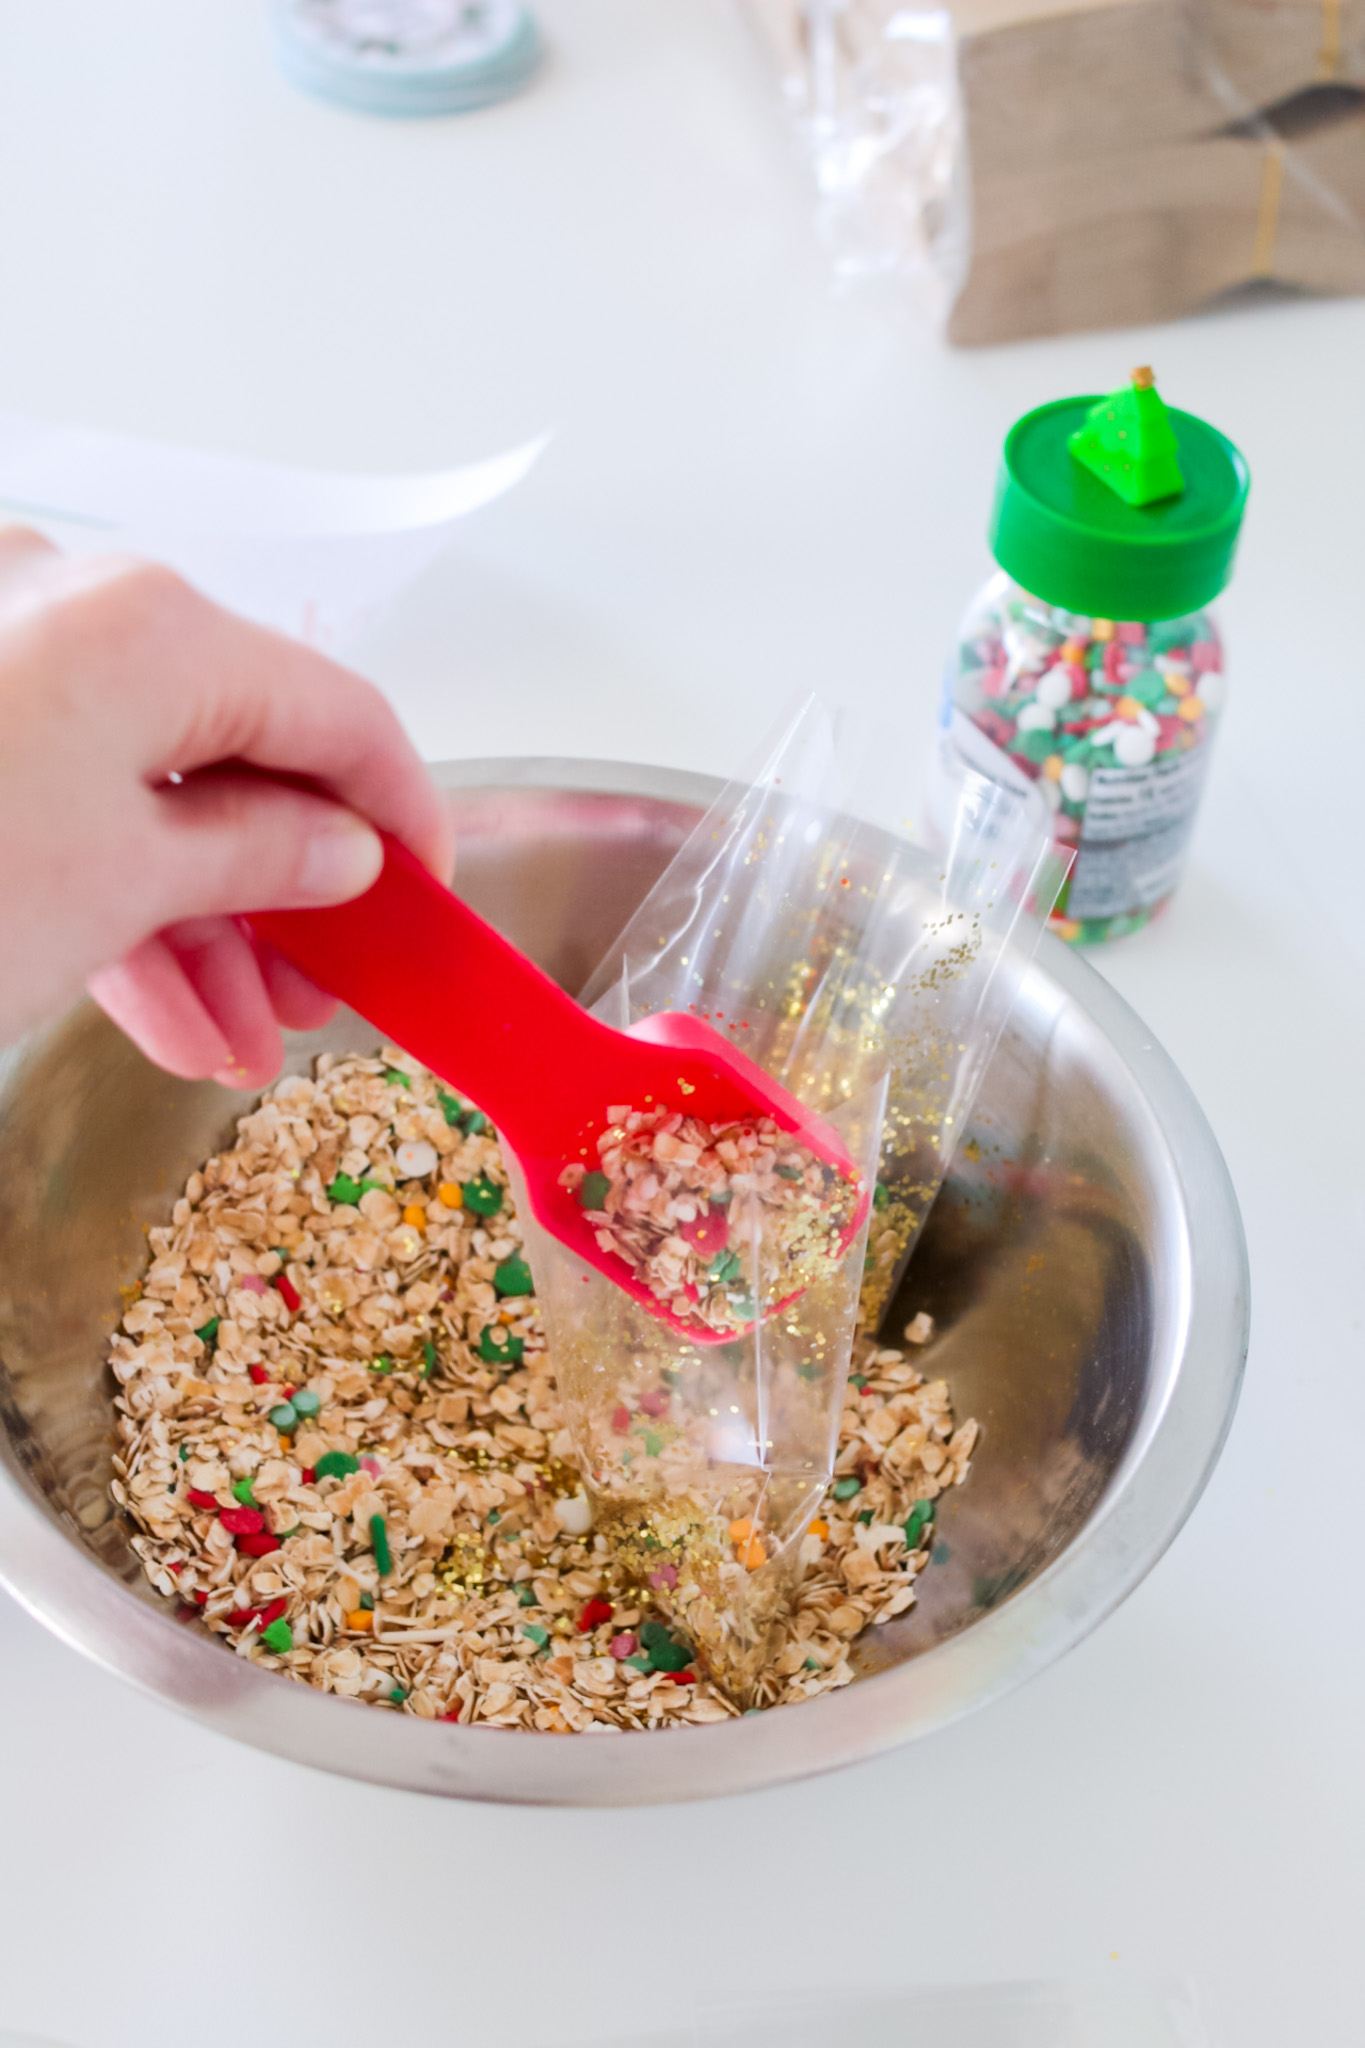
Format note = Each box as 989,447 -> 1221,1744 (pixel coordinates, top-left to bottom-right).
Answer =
0,756 -> 1249,1806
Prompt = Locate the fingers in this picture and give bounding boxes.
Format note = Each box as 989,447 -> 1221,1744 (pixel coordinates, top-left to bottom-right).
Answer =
254,940 -> 339,1033
87,919 -> 299,1090
160,918 -> 285,1089
87,936 -> 232,1081
44,556 -> 454,881
139,771 -> 385,929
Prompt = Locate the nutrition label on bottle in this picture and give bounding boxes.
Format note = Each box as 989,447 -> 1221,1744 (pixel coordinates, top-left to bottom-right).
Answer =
1067,748 -> 1210,921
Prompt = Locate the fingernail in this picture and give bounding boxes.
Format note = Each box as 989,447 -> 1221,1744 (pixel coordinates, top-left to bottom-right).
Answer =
297,817 -> 383,904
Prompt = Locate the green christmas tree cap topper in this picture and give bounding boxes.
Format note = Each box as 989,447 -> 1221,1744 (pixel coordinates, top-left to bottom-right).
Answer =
1068,366 -> 1185,508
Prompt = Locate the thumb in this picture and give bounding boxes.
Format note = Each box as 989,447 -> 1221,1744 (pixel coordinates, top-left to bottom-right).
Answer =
147,770 -> 385,923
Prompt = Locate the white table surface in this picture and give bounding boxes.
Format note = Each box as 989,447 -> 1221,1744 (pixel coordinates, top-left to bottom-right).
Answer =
1,4 -> 1362,2044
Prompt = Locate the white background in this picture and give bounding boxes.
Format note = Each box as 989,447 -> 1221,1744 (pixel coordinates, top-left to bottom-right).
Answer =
0,4 -> 1362,2044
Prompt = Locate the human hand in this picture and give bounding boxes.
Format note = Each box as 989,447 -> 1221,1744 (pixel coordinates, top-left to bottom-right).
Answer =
0,528 -> 453,1088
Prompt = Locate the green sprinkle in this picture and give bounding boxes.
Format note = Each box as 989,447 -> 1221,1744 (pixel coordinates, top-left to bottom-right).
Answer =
873,1180 -> 891,1212
796,1362 -> 821,1382
623,1654 -> 652,1674
232,1476 -> 257,1507
290,1389 -> 321,1419
194,1317 -> 220,1346
261,1619 -> 292,1655
903,1498 -> 937,1549
314,1450 -> 359,1480
269,1402 -> 298,1432
516,1582 -> 538,1607
437,1090 -> 463,1126
383,1066 -> 411,1088
522,1623 -> 549,1651
640,1428 -> 663,1458
857,1509 -> 874,1526
708,1248 -> 742,1285
327,1173 -> 362,1206
388,1685 -> 408,1704
477,1325 -> 525,1365
369,1354 -> 394,1375
421,1340 -> 437,1378
639,1620 -> 692,1672
647,1637 -> 691,1674
832,1476 -> 862,1501
849,1373 -> 868,1389
461,1108 -> 489,1136
803,1656 -> 821,1672
774,1163 -> 803,1181
487,1508 -> 501,1525
461,1173 -> 504,1216
493,1255 -> 534,1298
358,1589 -> 375,1610
370,1514 -> 393,1576
178,1444 -> 189,1463
578,1170 -> 610,1210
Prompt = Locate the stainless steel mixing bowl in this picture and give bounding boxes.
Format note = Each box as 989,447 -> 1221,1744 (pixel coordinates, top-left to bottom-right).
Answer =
0,760 -> 1248,1804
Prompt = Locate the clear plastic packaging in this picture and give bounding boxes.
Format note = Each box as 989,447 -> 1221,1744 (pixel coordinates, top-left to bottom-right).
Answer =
516,700 -> 1064,1700
949,570 -> 1225,944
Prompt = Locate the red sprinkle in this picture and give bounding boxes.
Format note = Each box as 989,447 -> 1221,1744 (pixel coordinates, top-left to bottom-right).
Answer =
667,1671 -> 697,1686
577,1597 -> 614,1633
638,1387 -> 671,1418
300,1467 -> 316,1486
218,1506 -> 264,1536
274,1273 -> 302,1313
282,1386 -> 297,1400
192,1590 -> 209,1605
677,1205 -> 728,1257
168,1560 -> 183,1573
610,1404 -> 631,1434
186,1488 -> 219,1511
260,1597 -> 288,1625
248,1363 -> 270,1385
441,1708 -> 463,1722
236,1531 -> 280,1557
225,1606 -> 260,1628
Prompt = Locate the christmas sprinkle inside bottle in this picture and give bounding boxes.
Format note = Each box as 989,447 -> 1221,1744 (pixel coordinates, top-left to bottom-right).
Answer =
945,368 -> 1249,944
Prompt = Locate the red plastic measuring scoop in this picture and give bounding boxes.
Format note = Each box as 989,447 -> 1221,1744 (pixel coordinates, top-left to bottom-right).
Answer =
249,835 -> 867,1343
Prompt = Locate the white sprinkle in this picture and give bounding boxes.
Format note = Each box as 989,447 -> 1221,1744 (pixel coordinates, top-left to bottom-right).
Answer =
395,1139 -> 438,1179
553,1492 -> 594,1536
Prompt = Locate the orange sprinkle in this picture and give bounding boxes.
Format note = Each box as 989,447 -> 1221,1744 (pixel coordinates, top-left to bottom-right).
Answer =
402,1203 -> 426,1230
499,1308 -> 518,1325
1115,695 -> 1142,721
438,1182 -> 463,1209
1178,695 -> 1205,722
728,1517 -> 754,1544
1042,753 -> 1063,781
737,1536 -> 767,1571
1165,672 -> 1192,698
807,1517 -> 829,1539
1059,638 -> 1085,665
346,1609 -> 373,1632
1091,618 -> 1115,642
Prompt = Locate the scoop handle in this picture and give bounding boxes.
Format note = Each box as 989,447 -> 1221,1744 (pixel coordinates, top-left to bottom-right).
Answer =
247,834 -> 605,1150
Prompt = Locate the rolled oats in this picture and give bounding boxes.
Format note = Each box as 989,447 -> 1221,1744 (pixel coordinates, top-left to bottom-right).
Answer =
108,1052 -> 976,1730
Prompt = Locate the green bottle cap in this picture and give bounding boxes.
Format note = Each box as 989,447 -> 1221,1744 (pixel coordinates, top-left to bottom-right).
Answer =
988,370 -> 1249,621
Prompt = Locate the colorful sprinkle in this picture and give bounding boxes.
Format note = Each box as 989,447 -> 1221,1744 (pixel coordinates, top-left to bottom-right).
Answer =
369,1514 -> 393,1576
314,1450 -> 359,1480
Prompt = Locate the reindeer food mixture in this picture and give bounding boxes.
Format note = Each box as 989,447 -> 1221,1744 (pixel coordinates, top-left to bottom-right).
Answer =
560,1107 -> 860,1337
108,1051 -> 976,1729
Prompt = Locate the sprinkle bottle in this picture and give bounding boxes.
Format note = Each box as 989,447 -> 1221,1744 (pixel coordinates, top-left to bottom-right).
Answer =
945,369 -> 1250,943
